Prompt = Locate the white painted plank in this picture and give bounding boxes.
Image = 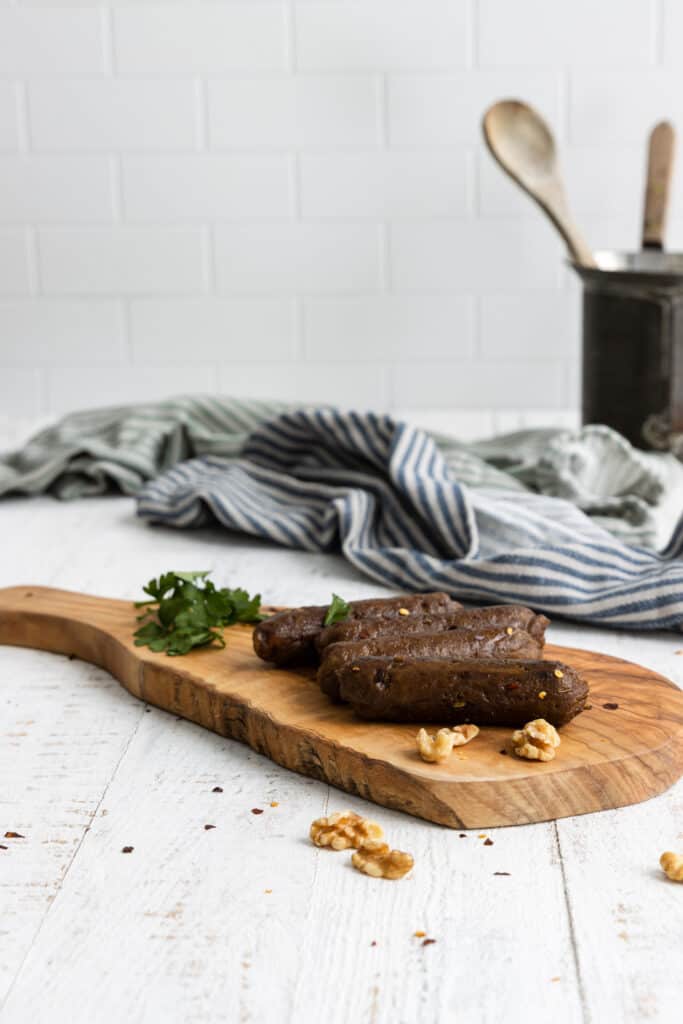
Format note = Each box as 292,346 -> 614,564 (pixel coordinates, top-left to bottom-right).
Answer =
2,464 -> 683,1022
549,624 -> 683,1024
558,790 -> 683,1024
0,497 -> 580,1023
2,708 -> 328,1023
290,814 -> 582,1024
0,498 -> 145,1004
0,650 -> 143,1004
3,672 -> 582,1024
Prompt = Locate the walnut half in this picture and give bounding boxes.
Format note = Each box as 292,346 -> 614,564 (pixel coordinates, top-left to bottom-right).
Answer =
452,724 -> 479,746
416,724 -> 479,763
310,811 -> 383,851
352,839 -> 414,880
660,851 -> 683,882
416,727 -> 455,763
512,719 -> 561,762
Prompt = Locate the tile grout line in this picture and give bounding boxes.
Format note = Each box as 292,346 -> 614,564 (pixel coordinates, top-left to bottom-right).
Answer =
467,0 -> 478,69
100,5 -> 115,78
652,0 -> 664,65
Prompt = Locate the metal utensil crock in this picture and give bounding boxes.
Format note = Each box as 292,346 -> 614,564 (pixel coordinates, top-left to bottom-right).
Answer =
572,250 -> 683,450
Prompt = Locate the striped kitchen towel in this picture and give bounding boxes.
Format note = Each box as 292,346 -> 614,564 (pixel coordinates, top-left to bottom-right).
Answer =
0,396 -> 289,500
4,397 -> 683,629
137,406 -> 683,631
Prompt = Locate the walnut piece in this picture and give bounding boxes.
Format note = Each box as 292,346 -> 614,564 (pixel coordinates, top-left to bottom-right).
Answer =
352,839 -> 414,880
416,727 -> 455,763
451,724 -> 479,747
512,719 -> 561,762
416,724 -> 479,763
309,811 -> 383,851
660,851 -> 683,882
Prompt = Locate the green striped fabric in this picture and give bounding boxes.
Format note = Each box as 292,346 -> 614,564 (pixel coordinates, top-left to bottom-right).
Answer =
0,396 -> 289,500
1,394 -> 680,551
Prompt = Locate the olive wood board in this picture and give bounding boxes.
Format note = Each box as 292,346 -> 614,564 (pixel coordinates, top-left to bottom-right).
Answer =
2,585 -> 683,829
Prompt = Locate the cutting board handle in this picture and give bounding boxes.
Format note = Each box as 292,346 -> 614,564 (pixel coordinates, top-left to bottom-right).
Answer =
2,585 -> 683,828
0,585 -> 145,698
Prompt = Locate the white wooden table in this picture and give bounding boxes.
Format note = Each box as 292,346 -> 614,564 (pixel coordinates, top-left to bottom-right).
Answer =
2,467 -> 683,1022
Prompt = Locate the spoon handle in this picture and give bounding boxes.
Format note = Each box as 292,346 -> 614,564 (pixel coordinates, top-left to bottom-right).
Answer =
527,178 -> 597,268
547,200 -> 596,268
642,121 -> 675,251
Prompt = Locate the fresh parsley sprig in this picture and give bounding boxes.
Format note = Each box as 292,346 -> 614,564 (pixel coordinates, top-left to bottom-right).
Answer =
134,571 -> 263,656
324,593 -> 351,627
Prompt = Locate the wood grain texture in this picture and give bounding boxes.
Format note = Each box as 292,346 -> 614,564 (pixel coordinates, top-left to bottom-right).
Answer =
2,584 -> 682,830
642,121 -> 675,250
482,99 -> 596,267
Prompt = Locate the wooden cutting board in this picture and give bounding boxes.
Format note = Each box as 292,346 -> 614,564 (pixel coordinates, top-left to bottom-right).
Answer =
2,585 -> 683,829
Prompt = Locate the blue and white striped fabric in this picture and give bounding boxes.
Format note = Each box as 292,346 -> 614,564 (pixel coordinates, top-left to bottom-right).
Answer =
138,408 -> 683,632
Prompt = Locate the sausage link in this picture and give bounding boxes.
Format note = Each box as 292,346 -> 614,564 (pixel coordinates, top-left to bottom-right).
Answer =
318,626 -> 543,701
252,592 -> 461,665
315,612 -> 456,654
315,604 -> 549,654
337,657 -> 588,727
451,606 -> 549,642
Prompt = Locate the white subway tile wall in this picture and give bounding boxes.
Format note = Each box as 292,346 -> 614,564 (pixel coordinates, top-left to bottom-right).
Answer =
0,85 -> 20,152
113,6 -> 289,74
0,231 -> 32,295
0,0 -> 677,417
27,80 -> 200,151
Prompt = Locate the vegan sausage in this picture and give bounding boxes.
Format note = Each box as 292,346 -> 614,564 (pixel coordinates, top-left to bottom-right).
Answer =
336,657 -> 588,728
451,606 -> 549,643
252,592 -> 461,665
314,612 -> 456,654
315,604 -> 549,654
318,626 -> 543,701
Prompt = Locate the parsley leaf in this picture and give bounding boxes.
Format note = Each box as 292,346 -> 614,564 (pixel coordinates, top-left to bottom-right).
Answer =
323,593 -> 351,627
134,571 -> 263,656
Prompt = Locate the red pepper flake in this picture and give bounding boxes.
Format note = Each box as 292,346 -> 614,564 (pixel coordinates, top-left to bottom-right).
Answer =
603,702 -> 619,710
212,786 -> 223,793
4,831 -> 24,839
204,824 -> 216,831
370,940 -> 377,947
506,683 -> 520,691
251,808 -> 264,815
422,938 -> 437,947
494,871 -> 510,876
484,838 -> 494,846
121,846 -> 134,854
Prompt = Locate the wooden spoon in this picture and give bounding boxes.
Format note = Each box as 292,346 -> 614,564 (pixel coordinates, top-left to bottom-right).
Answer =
642,121 -> 676,251
482,99 -> 596,268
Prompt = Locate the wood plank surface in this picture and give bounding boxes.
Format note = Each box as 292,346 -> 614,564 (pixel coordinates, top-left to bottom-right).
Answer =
1,488 -> 683,1023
